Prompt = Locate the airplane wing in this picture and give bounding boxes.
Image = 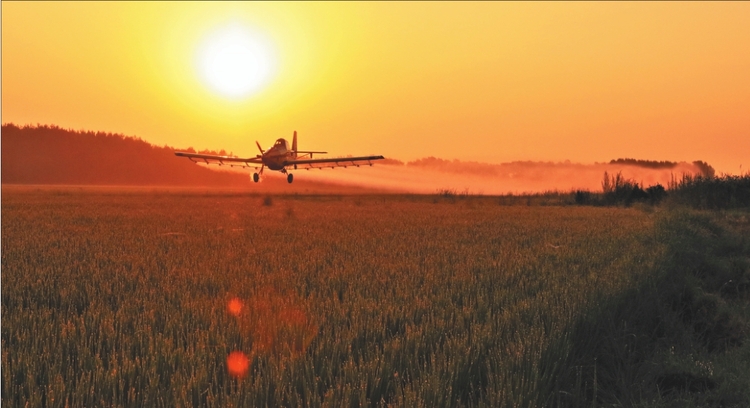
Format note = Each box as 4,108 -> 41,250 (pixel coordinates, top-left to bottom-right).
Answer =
174,151 -> 263,169
285,155 -> 385,169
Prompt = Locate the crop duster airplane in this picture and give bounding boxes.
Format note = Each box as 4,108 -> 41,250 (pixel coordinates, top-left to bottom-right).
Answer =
174,131 -> 385,183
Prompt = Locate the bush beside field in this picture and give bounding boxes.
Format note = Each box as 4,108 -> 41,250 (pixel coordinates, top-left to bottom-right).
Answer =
667,174 -> 750,210
571,172 -> 750,210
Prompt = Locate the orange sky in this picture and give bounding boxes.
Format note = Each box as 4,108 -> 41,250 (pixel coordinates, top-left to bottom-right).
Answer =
3,2 -> 749,174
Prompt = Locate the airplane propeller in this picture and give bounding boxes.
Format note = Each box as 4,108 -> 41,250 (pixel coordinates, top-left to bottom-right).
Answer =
255,141 -> 264,155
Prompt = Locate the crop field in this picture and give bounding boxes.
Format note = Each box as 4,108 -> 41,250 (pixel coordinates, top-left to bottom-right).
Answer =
2,186 -> 748,407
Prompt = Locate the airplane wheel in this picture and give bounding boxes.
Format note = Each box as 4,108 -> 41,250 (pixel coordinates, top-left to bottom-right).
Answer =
253,173 -> 259,183
287,173 -> 294,184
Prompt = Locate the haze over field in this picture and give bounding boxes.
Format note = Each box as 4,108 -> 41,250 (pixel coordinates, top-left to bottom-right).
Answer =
2,2 -> 749,179
318,157 -> 711,195
2,124 -> 710,194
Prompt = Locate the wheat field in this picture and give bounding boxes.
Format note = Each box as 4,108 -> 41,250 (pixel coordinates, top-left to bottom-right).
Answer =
2,187 -> 665,407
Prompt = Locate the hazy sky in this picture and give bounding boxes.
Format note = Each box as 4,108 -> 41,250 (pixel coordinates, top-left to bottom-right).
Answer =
3,2 -> 749,174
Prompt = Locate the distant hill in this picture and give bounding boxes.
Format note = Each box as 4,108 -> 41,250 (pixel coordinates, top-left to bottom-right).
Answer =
0,124 -> 392,193
1,124 -> 252,186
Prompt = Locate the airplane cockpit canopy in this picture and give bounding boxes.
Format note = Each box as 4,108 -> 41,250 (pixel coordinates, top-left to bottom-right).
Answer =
273,139 -> 290,150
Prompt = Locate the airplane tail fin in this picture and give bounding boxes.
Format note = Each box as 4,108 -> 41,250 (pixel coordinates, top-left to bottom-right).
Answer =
292,131 -> 298,158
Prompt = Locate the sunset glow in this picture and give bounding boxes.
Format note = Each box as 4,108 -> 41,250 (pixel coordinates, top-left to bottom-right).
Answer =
2,2 -> 749,175
197,23 -> 276,99
3,3 -> 748,400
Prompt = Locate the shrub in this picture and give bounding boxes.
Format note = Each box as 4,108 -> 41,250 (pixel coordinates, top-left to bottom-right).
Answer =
574,190 -> 592,205
602,171 -> 646,206
668,173 -> 750,209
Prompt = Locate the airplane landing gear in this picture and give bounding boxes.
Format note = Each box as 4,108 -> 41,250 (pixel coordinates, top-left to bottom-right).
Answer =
253,173 -> 260,183
287,173 -> 294,184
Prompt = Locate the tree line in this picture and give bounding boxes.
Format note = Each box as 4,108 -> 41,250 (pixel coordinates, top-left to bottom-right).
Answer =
1,123 -> 249,186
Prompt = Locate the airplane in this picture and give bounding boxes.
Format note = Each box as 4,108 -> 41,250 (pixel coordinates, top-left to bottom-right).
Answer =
174,131 -> 385,183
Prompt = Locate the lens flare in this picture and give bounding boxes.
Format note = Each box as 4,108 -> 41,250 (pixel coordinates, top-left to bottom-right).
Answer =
227,298 -> 243,317
227,351 -> 250,378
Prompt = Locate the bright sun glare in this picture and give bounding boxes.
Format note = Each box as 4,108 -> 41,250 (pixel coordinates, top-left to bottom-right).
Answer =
197,24 -> 275,99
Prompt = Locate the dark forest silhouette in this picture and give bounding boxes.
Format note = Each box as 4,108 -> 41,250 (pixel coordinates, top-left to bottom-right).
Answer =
1,124 -> 251,186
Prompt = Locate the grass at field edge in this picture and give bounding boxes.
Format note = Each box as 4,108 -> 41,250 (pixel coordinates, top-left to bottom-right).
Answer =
546,209 -> 750,407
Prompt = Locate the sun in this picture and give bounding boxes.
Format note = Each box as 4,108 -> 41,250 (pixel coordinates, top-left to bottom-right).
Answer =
197,23 -> 275,99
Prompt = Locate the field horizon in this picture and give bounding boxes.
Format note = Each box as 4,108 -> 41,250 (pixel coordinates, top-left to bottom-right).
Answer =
1,123 -> 715,195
